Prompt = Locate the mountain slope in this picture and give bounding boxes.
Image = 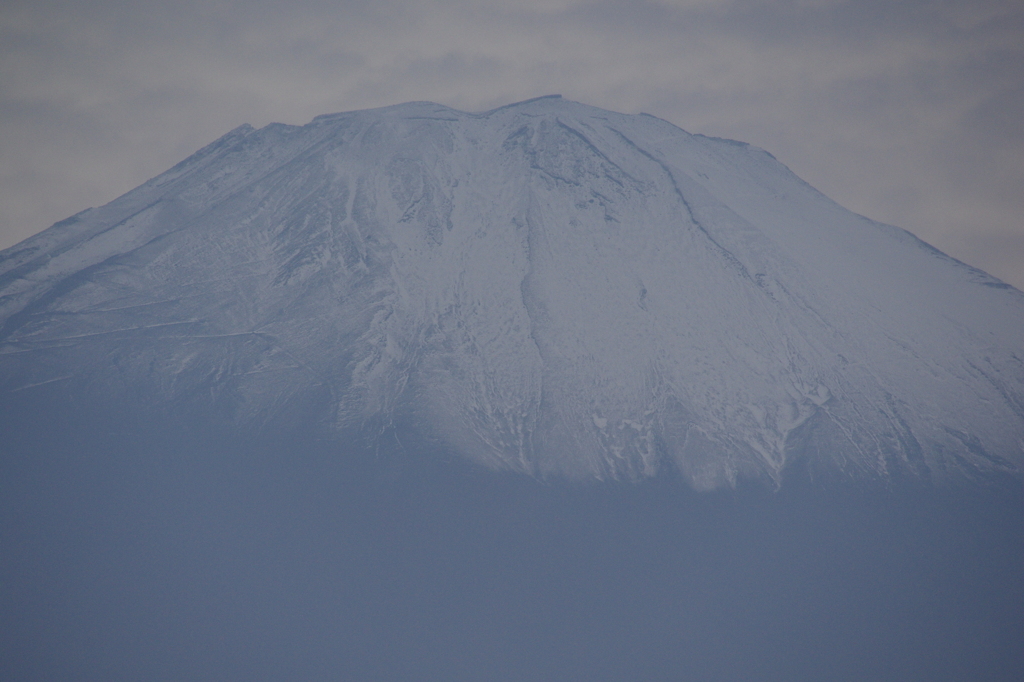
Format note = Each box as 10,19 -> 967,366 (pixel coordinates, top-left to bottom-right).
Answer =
2,95 -> 1022,488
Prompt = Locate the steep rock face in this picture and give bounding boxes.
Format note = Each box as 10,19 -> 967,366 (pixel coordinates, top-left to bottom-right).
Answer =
1,96 -> 1022,488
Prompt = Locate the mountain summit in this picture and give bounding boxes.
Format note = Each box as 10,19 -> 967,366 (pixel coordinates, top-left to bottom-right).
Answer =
2,96 -> 1022,488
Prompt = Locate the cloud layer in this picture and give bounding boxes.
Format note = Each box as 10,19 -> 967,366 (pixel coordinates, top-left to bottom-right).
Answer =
2,0 -> 1022,287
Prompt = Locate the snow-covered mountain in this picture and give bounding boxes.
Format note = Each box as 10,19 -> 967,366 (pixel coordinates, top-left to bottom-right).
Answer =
2,95 -> 1022,488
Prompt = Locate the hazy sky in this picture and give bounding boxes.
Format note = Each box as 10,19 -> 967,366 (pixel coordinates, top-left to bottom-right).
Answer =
2,0 -> 1022,288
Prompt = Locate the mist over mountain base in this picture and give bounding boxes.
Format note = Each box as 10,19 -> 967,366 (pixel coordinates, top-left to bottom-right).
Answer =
3,393 -> 1023,681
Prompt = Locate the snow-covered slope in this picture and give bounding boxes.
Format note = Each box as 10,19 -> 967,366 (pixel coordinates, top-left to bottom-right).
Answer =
2,95 -> 1022,488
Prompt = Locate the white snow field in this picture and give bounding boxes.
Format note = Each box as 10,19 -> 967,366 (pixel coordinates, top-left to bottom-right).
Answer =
1,95 -> 1022,488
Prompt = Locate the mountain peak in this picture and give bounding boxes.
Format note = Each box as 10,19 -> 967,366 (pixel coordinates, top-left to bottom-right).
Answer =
2,99 -> 1022,489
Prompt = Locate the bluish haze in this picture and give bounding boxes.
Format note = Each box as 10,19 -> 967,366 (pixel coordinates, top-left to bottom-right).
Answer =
3,389 -> 1023,681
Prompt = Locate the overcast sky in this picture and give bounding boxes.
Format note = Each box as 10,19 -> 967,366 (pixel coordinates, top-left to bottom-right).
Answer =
2,0 -> 1021,288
